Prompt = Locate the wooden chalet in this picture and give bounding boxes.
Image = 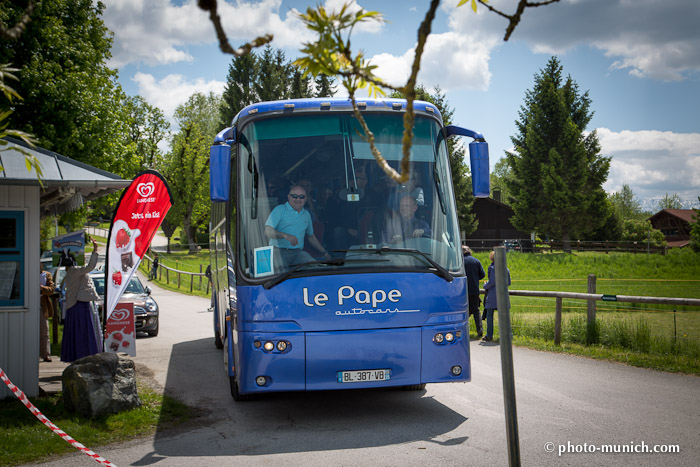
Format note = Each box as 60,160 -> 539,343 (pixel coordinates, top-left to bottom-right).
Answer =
648,209 -> 697,248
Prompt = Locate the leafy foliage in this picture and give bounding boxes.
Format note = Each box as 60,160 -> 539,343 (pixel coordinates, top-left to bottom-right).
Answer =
219,45 -> 328,130
0,0 -> 140,178
162,93 -> 221,254
610,183 -> 645,220
506,56 -> 611,251
657,193 -> 683,210
621,219 -> 666,247
0,62 -> 41,177
689,198 -> 700,252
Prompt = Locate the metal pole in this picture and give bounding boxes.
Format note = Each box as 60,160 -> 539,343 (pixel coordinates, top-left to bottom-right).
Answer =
495,246 -> 521,466
587,274 -> 597,345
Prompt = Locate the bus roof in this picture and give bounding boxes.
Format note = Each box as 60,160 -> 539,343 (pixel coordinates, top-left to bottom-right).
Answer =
231,97 -> 442,127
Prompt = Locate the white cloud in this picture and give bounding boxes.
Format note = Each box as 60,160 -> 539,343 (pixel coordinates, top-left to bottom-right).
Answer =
598,128 -> 700,202
369,30 -> 497,92
103,0 -> 314,67
322,0 -> 384,34
469,0 -> 700,81
132,72 -> 225,123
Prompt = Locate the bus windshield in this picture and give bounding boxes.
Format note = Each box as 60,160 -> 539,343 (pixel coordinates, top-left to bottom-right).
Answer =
237,112 -> 462,280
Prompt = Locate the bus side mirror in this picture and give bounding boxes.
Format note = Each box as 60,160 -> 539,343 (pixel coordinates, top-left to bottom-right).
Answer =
445,125 -> 491,198
210,144 -> 231,202
469,141 -> 490,198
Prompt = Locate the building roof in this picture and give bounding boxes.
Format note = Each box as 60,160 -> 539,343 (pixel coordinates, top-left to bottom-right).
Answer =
648,209 -> 697,224
0,137 -> 131,215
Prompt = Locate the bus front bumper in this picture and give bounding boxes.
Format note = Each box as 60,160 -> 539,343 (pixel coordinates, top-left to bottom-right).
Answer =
236,324 -> 470,394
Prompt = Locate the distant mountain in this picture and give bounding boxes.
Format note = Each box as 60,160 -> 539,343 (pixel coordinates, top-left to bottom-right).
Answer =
640,197 -> 700,213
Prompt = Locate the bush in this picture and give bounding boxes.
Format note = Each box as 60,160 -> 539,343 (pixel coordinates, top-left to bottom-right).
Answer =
621,219 -> 666,246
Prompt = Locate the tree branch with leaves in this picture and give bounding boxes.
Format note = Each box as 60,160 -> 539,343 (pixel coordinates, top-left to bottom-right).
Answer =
198,0 -> 561,183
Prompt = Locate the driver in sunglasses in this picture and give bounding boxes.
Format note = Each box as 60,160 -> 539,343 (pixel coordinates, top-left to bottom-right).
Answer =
265,185 -> 331,267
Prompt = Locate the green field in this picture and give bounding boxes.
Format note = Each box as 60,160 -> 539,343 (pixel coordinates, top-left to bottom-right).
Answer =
468,249 -> 700,374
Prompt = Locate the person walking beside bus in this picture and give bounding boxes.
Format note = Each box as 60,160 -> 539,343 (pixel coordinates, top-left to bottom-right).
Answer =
265,185 -> 331,267
60,238 -> 101,362
462,245 -> 485,338
483,250 -> 511,342
39,263 -> 55,362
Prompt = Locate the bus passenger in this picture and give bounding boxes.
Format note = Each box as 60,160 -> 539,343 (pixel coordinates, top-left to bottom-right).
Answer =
387,169 -> 424,209
264,185 -> 331,267
383,195 -> 431,244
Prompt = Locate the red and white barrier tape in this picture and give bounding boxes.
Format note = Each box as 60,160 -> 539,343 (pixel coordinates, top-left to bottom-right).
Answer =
0,367 -> 117,467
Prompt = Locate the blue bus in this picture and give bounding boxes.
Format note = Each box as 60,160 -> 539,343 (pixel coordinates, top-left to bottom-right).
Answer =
209,98 -> 489,400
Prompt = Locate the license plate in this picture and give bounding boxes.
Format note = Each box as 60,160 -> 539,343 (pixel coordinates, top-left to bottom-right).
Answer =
337,369 -> 391,383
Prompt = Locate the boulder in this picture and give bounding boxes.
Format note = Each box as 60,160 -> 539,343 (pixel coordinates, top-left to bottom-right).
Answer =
62,352 -> 141,418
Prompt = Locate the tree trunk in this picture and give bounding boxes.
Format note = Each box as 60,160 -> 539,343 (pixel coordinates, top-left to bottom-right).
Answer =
183,212 -> 197,254
562,231 -> 572,254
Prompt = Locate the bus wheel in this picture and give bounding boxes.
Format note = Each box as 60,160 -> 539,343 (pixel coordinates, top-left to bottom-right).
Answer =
214,333 -> 223,349
402,383 -> 426,391
230,375 -> 253,401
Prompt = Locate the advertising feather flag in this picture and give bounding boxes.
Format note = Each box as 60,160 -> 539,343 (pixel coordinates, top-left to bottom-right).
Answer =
105,170 -> 173,323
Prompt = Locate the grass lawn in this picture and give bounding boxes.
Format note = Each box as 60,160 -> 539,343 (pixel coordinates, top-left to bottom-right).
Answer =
467,248 -> 700,375
0,383 -> 191,466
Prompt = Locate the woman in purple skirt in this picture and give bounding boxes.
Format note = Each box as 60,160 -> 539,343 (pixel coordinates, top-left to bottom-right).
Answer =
61,238 -> 101,362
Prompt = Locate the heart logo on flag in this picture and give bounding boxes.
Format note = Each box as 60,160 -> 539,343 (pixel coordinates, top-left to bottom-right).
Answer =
136,182 -> 155,198
111,308 -> 130,321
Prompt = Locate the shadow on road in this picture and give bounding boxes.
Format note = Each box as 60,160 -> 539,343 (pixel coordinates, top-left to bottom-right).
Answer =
147,336 -> 468,459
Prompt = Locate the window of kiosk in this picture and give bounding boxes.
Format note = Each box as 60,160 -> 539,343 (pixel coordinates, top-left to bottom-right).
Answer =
0,211 -> 24,307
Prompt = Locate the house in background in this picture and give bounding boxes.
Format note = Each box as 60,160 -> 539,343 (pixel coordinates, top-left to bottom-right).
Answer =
648,209 -> 697,248
0,137 -> 130,399
463,189 -> 530,251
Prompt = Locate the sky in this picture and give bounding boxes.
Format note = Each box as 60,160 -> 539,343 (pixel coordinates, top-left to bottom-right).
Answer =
101,0 -> 700,210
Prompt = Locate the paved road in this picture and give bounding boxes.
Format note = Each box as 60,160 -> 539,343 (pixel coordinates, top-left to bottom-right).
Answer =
35,277 -> 700,466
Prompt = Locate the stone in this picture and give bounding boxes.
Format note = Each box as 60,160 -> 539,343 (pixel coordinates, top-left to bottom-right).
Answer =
62,352 -> 141,418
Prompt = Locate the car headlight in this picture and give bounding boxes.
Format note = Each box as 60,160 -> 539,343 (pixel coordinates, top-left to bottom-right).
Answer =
145,298 -> 158,312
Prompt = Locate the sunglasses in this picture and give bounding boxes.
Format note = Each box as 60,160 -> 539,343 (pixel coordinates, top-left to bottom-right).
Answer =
289,194 -> 306,199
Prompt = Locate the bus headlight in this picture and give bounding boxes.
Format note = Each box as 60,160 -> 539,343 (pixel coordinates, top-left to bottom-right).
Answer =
445,332 -> 454,342
434,333 -> 444,343
451,365 -> 462,376
256,376 -> 267,386
277,341 -> 287,352
263,341 -> 274,351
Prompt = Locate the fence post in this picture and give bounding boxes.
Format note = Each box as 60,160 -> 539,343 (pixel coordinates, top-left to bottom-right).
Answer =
178,272 -> 181,289
494,247 -> 521,467
199,264 -> 203,289
554,297 -> 562,346
166,268 -> 169,285
190,273 -> 194,293
587,274 -> 597,345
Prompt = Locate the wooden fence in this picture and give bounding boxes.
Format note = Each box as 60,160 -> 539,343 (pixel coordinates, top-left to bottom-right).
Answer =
465,238 -> 668,254
498,275 -> 700,345
143,255 -> 210,294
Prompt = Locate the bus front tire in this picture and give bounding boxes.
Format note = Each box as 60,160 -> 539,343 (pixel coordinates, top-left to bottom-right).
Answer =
214,333 -> 223,349
230,375 -> 253,401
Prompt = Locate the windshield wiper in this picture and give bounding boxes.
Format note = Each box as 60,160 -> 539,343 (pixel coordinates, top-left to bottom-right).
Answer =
341,247 -> 454,283
263,257 -> 388,289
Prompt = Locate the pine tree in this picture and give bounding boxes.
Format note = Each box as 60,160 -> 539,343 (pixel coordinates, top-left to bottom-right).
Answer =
219,50 -> 258,129
506,56 -> 610,252
289,69 -> 313,99
314,74 -> 336,97
255,45 -> 289,102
